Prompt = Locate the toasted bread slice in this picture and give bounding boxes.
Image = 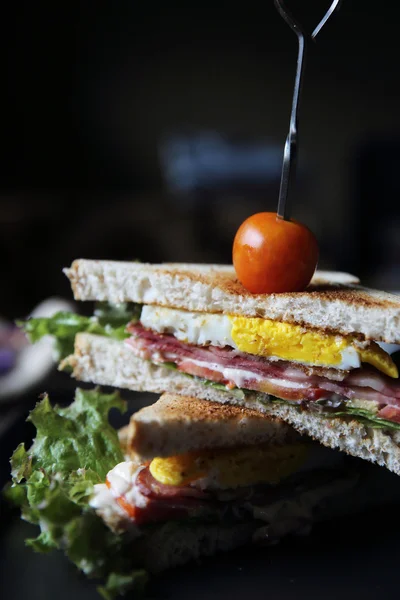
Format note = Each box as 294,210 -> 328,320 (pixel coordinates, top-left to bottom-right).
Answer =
64,260 -> 400,343
62,333 -> 400,475
126,392 -> 299,460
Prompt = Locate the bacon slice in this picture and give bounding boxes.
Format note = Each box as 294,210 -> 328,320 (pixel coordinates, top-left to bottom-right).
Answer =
111,468 -> 212,526
106,466 -> 276,526
104,464 -> 353,529
126,324 -> 400,424
345,369 -> 400,399
177,359 -> 327,401
126,324 -> 347,382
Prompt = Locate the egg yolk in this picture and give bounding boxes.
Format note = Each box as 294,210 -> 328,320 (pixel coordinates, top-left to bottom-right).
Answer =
229,317 -> 398,378
149,443 -> 309,488
358,345 -> 398,378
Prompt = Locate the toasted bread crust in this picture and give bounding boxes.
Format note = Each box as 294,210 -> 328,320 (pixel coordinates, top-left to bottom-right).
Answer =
64,260 -> 400,343
63,333 -> 400,475
127,393 -> 298,459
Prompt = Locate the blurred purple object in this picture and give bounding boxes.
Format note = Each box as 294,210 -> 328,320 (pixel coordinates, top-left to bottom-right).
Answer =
0,297 -> 75,401
0,325 -> 27,348
0,348 -> 16,375
0,323 -> 28,376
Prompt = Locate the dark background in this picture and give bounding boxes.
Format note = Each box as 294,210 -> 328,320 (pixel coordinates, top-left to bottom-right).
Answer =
2,0 -> 400,321
2,2 -> 400,598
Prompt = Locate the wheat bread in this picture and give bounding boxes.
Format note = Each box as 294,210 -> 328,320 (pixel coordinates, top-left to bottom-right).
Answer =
62,333 -> 400,475
126,392 -> 298,460
64,259 -> 400,343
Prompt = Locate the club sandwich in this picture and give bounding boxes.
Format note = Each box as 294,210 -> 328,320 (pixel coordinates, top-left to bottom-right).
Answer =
23,260 -> 400,474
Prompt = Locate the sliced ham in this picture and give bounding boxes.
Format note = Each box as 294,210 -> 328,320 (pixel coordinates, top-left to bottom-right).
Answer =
177,359 -> 327,401
126,323 -> 400,423
345,369 -> 400,398
106,466 -> 277,526
104,464 -> 354,529
113,467 -> 212,526
317,381 -> 400,407
126,324 -> 347,382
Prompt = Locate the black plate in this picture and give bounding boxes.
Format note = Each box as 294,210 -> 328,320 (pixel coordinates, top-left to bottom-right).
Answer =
2,504 -> 400,600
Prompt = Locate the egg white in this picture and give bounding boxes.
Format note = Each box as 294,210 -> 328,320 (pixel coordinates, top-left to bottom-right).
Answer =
140,305 -> 361,371
141,305 -> 234,347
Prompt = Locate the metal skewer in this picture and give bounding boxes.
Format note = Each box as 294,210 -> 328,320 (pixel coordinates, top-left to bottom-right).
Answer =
275,0 -> 342,221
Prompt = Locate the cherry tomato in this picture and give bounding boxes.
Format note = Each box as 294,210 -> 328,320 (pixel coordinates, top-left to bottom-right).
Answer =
233,212 -> 319,294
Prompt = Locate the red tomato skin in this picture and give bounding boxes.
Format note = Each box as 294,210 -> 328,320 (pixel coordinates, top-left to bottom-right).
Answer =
233,212 -> 319,294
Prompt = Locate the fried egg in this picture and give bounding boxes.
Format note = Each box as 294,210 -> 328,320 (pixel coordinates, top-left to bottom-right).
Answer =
149,443 -> 309,489
140,306 -> 398,378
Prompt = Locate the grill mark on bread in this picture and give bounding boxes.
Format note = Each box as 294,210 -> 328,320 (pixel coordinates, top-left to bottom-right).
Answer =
164,270 -> 398,310
301,286 -> 400,309
139,393 -> 279,423
64,260 -> 400,343
140,271 -> 398,340
127,392 -> 298,459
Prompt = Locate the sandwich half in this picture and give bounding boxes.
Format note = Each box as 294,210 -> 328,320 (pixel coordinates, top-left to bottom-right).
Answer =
10,387 -> 400,597
23,260 -> 400,473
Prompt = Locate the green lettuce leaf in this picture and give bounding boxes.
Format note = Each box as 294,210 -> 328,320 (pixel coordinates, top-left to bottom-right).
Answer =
6,388 -> 147,598
144,362 -> 400,429
326,407 -> 400,430
198,377 -> 246,400
24,388 -> 126,479
264,396 -> 400,431
18,302 -> 141,360
155,360 -> 400,427
154,360 -> 400,421
99,571 -> 148,600
94,302 -> 141,329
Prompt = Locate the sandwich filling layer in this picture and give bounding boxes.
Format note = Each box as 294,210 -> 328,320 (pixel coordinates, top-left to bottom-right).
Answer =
140,306 -> 397,376
148,442 -> 308,489
91,441 -> 350,532
126,307 -> 400,426
20,302 -> 400,428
